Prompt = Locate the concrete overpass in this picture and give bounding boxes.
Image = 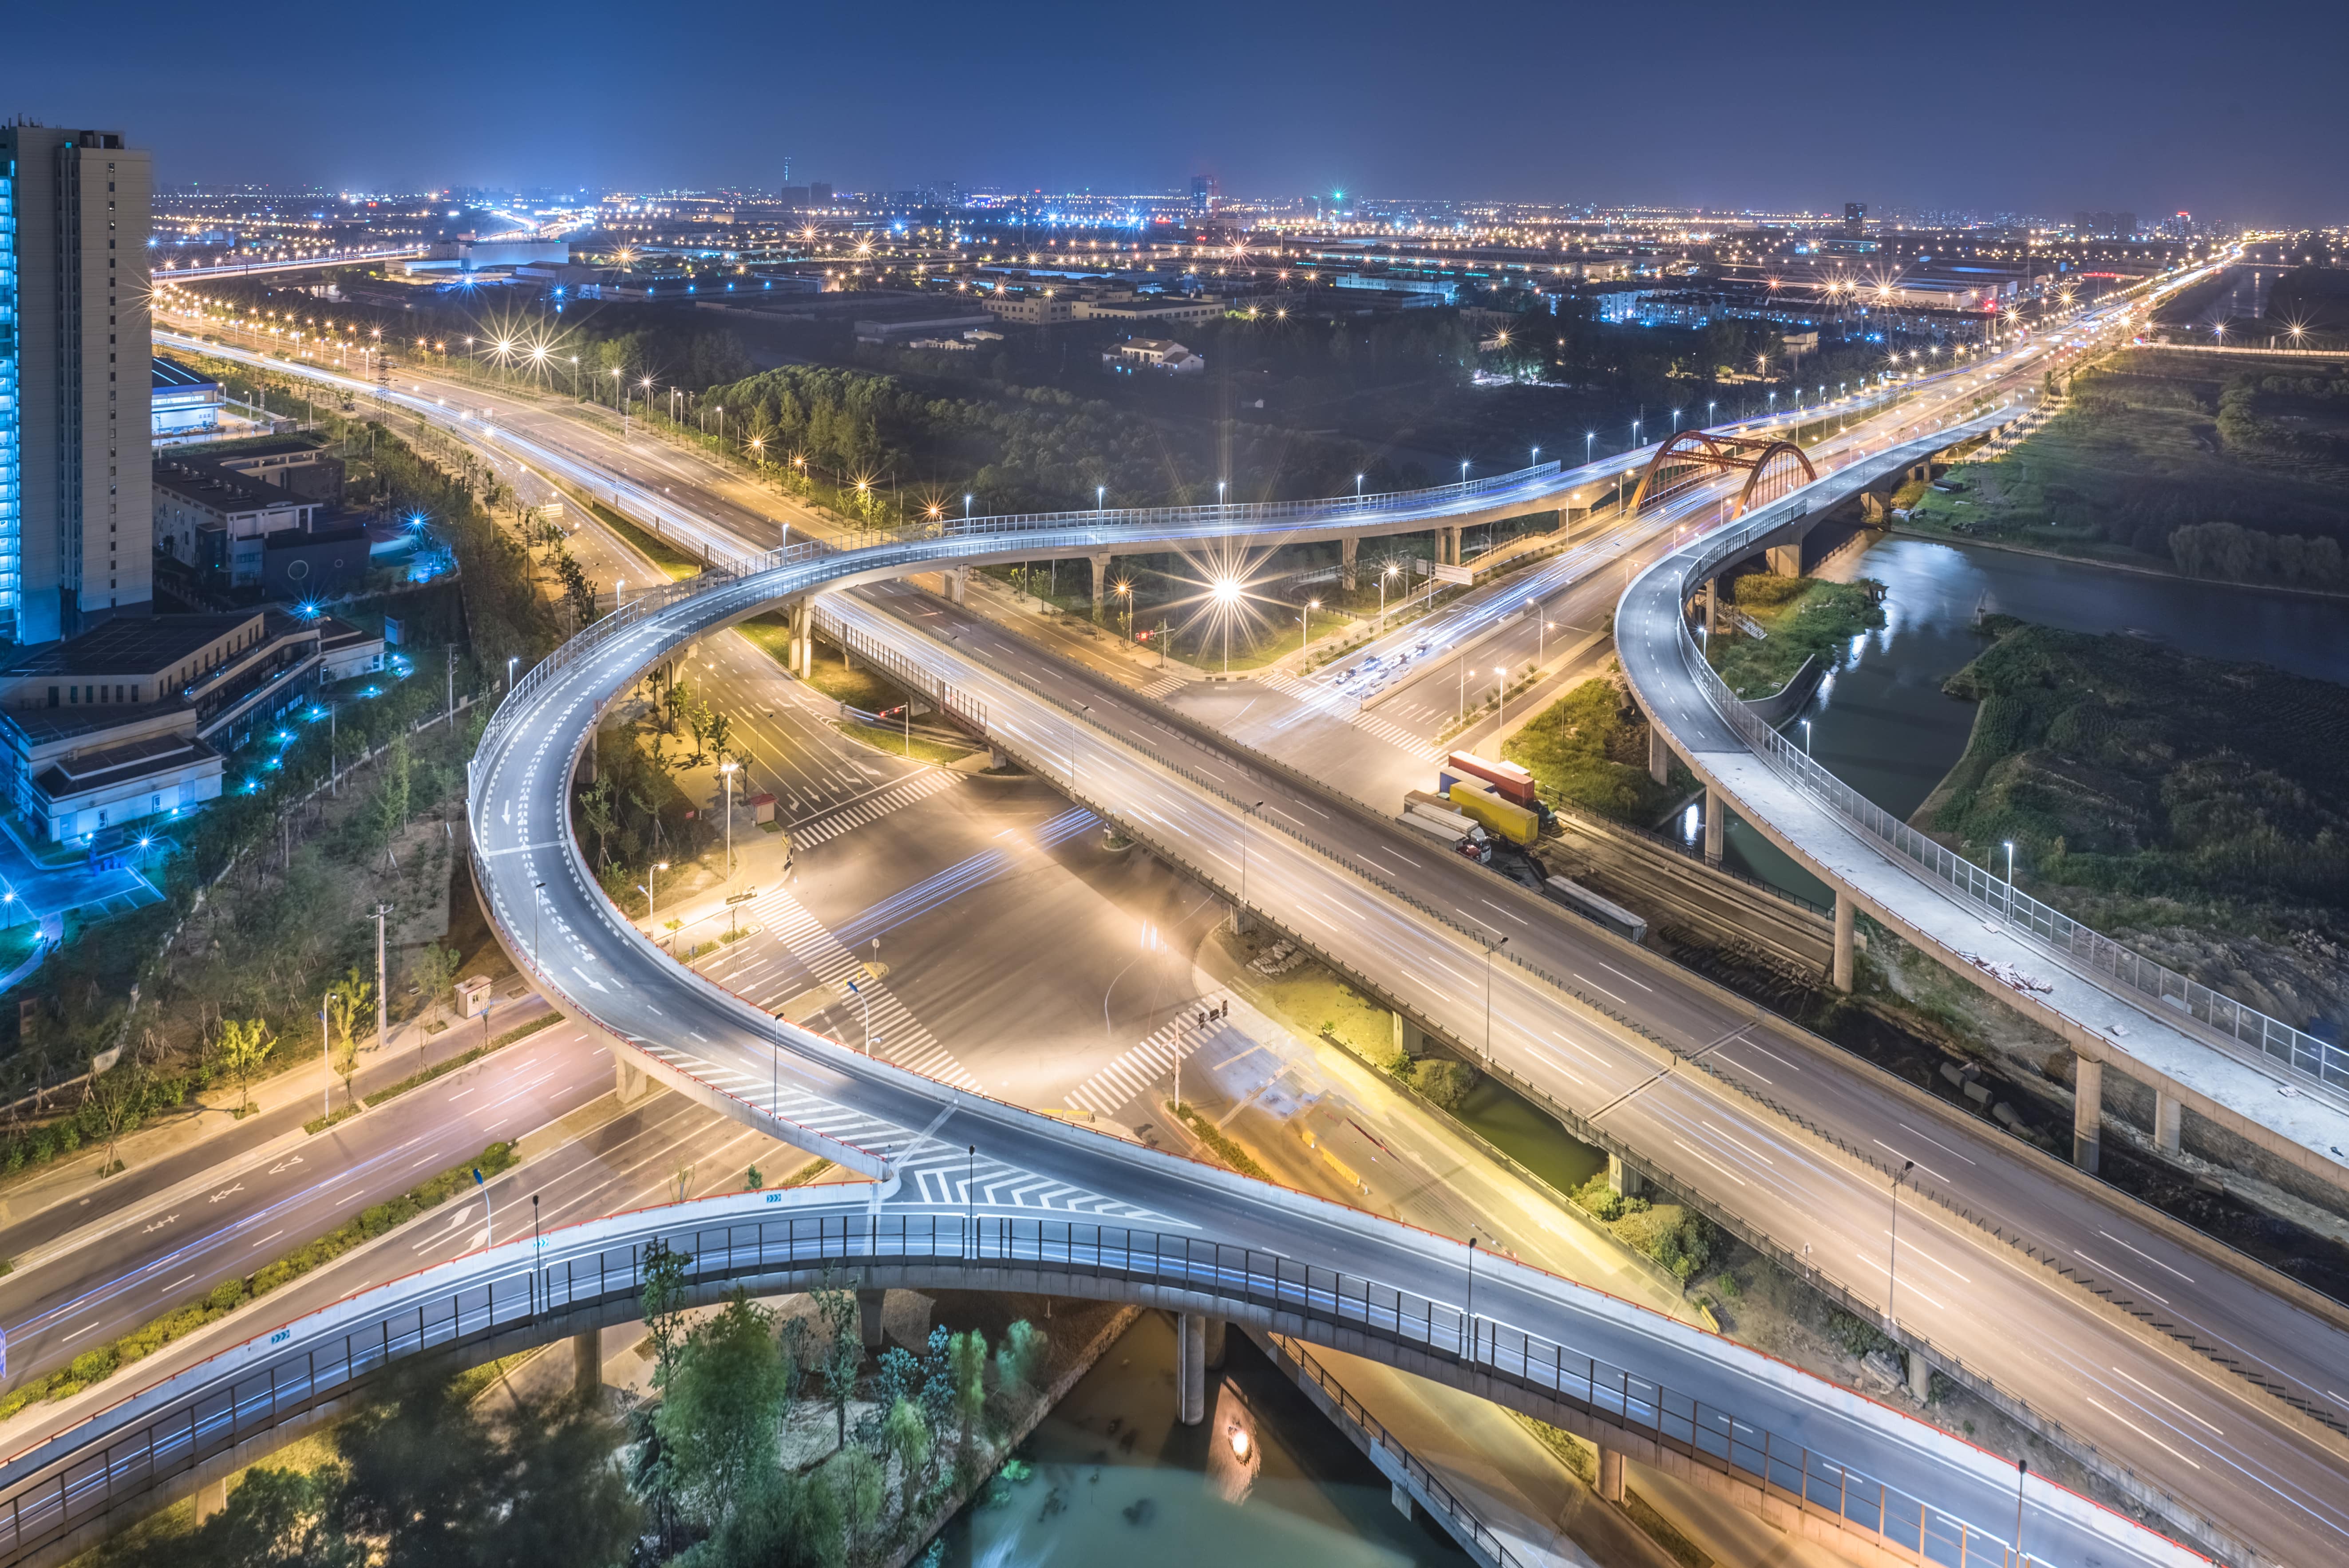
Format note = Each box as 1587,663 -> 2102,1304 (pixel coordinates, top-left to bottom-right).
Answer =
1613,420 -> 2349,1200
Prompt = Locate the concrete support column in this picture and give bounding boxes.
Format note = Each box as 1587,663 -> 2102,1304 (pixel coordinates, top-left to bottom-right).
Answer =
2073,1055 -> 2104,1174
1766,541 -> 1802,577
949,566 -> 969,607
1341,535 -> 1359,589
989,745 -> 1011,770
1202,1316 -> 1228,1371
856,1289 -> 886,1350
1647,723 -> 1670,786
1597,1445 -> 1625,1504
1391,1480 -> 1414,1519
1832,891 -> 1855,993
1090,552 -> 1112,622
615,1056 -> 651,1105
2155,1089 -> 2183,1156
1606,1152 -> 1643,1199
1176,1312 -> 1206,1426
1227,904 -> 1253,936
1906,1349 -> 1932,1402
1703,786 -> 1725,861
573,1330 -> 601,1399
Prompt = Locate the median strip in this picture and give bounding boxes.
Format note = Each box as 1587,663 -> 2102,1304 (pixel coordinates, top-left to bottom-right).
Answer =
0,1141 -> 519,1422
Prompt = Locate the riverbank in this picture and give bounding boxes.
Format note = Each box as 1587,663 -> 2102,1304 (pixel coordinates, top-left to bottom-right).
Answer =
1895,348 -> 2349,592
1914,614 -> 2348,1065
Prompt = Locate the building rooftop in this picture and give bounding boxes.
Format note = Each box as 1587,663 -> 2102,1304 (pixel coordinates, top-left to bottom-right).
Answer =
153,456 -> 309,515
152,355 -> 220,392
0,612 -> 275,681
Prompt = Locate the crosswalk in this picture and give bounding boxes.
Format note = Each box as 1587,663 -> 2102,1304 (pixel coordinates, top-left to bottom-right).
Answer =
1261,673 -> 1447,759
786,768 -> 961,851
747,887 -> 984,1090
1135,673 -> 1187,700
1064,990 -> 1232,1117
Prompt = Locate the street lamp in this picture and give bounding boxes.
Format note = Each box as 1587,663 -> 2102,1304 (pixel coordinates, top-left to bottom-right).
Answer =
531,881 -> 546,970
1379,563 -> 1397,628
2004,840 -> 2017,915
1480,934 -> 1510,1062
649,861 -> 669,943
1493,665 -> 1508,726
1300,599 -> 1319,655
1800,718 -> 1813,754
1887,1158 -> 1915,1326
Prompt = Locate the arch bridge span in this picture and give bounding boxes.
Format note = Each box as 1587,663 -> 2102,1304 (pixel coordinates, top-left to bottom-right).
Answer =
1628,429 -> 1818,519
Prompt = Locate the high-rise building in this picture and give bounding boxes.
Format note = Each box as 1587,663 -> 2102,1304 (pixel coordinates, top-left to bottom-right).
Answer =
0,124 -> 153,648
1843,201 -> 1866,235
1191,176 -> 1217,215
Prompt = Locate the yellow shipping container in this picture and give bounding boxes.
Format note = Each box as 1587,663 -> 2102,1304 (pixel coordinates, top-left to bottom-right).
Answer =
1448,782 -> 1539,846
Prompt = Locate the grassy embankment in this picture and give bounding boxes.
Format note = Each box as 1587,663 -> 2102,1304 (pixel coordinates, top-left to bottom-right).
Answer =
1918,617 -> 2349,1025
1899,351 -> 2349,591
1704,574 -> 1885,700
1501,671 -> 1692,826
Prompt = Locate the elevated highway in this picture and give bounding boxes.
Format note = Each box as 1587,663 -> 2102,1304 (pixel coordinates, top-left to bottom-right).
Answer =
1612,418 -> 2349,1199
85,328 -> 2349,1568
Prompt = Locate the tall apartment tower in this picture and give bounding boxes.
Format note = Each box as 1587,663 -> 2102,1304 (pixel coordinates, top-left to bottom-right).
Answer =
0,124 -> 153,648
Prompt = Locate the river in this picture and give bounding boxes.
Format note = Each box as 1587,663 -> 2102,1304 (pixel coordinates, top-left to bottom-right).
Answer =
1700,533 -> 2349,897
931,1310 -> 1471,1568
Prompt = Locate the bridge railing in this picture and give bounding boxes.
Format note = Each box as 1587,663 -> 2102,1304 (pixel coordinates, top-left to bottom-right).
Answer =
0,1211 -> 2115,1568
1659,429 -> 2349,1096
930,461 -> 1562,540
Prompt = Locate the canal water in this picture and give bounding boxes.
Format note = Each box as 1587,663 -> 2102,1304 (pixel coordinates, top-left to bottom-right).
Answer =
1706,534 -> 2349,896
931,1310 -> 1471,1568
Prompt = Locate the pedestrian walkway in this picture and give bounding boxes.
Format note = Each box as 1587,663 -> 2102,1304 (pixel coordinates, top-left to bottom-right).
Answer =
1135,673 -> 1187,700
1063,989 -> 1234,1117
748,886 -> 983,1090
784,768 -> 960,851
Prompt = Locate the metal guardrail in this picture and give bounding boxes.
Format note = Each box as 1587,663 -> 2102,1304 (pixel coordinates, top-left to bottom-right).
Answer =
1262,1333 -> 1534,1568
0,1213 -> 2071,1568
933,461 -> 1563,539
1656,440 -> 2349,1096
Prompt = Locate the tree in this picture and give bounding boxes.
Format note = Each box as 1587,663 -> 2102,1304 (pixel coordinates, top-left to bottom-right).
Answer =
823,1444 -> 885,1539
579,777 -> 617,869
213,1018 -> 276,1115
371,737 -> 411,869
640,1237 -> 694,1390
175,1466 -> 356,1568
86,1057 -> 152,1177
947,1327 -> 988,1449
657,1289 -> 791,1530
679,1470 -> 844,1568
994,1319 -> 1048,1404
410,942 -> 460,1051
664,675 -> 693,737
882,1395 -> 933,1500
325,967 -> 373,1114
810,1271 -> 863,1452
703,710 -> 735,771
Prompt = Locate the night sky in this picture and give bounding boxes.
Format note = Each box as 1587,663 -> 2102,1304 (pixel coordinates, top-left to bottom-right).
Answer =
6,0 -> 2343,220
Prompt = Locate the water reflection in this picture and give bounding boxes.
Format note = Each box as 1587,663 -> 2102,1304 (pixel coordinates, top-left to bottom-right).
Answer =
936,1312 -> 1468,1568
1723,535 -> 2349,895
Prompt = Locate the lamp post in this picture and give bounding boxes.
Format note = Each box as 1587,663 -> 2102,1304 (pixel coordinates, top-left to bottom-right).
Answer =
2004,840 -> 2017,916
1379,564 -> 1396,628
1494,665 -> 1508,727
720,761 -> 740,919
1464,1236 -> 1479,1359
531,881 -> 546,971
1800,718 -> 1813,754
1481,934 -> 1509,1061
1887,1159 -> 1915,1326
320,992 -> 332,1121
1299,599 -> 1318,656
649,861 -> 669,944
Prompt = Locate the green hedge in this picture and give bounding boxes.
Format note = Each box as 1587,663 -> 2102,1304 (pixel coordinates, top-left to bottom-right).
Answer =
0,1141 -> 517,1420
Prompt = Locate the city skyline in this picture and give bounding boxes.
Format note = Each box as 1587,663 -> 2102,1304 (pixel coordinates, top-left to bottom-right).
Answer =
7,0 -> 2348,221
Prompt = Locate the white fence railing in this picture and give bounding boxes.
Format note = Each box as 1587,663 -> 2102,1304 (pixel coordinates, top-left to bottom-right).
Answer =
1660,426 -> 2349,1095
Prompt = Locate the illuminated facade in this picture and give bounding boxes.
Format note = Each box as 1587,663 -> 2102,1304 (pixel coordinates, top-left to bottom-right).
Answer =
0,125 -> 153,649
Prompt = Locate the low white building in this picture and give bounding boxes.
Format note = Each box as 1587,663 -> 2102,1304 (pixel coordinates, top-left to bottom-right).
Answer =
1103,338 -> 1205,375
